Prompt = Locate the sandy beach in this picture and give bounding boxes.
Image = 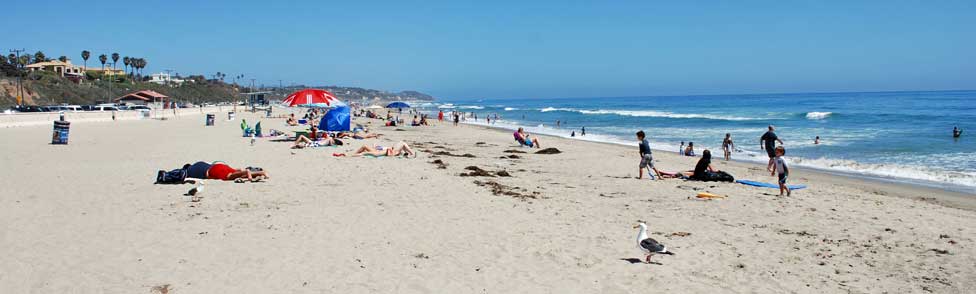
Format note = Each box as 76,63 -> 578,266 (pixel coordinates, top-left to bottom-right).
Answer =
1,109 -> 973,293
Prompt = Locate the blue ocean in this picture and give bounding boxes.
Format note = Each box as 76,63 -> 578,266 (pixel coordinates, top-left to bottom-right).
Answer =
424,90 -> 975,193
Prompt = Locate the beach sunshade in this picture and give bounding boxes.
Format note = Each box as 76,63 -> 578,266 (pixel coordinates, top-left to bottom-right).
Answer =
386,101 -> 411,108
320,106 -> 351,132
283,89 -> 339,107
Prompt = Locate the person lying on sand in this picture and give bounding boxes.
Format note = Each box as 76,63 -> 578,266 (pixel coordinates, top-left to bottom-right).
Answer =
292,134 -> 336,149
333,141 -> 416,158
337,130 -> 381,140
206,162 -> 270,182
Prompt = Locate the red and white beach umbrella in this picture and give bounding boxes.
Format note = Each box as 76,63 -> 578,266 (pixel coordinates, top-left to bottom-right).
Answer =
282,89 -> 340,107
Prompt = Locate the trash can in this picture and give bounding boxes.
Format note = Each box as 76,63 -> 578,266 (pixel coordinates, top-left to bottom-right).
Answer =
206,114 -> 215,126
52,120 -> 70,144
228,111 -> 236,121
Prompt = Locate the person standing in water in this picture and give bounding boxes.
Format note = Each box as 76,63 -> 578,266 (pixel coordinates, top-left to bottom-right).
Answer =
581,126 -> 586,136
954,127 -> 963,138
722,133 -> 734,161
814,136 -> 821,145
760,125 -> 785,172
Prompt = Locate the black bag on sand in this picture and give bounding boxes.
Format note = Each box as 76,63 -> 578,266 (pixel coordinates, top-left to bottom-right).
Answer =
156,168 -> 188,184
700,171 -> 735,182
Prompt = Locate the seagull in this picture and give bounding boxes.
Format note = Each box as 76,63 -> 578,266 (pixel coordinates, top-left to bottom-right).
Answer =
634,221 -> 673,263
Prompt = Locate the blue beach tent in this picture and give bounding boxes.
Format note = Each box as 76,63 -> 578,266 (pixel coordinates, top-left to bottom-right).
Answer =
320,106 -> 351,131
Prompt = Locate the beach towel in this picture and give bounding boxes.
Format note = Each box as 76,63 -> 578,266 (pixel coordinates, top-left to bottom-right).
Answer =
736,179 -> 807,190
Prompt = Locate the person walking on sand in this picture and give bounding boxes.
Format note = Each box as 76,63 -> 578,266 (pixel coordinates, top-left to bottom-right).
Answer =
722,133 -> 734,161
760,125 -> 784,171
636,130 -> 659,180
771,146 -> 791,196
581,126 -> 586,136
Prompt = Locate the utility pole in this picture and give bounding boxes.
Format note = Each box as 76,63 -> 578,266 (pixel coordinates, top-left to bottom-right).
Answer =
10,49 -> 25,105
108,61 -> 116,105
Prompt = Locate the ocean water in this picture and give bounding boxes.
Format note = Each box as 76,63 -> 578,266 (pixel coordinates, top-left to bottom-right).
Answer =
427,91 -> 976,193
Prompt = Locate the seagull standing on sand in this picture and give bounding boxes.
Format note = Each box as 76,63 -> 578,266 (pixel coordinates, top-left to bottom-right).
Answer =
634,221 -> 674,263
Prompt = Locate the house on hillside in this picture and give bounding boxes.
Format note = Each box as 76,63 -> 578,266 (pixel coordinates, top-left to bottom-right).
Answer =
149,73 -> 186,85
26,58 -> 125,79
26,60 -> 83,77
115,90 -> 169,107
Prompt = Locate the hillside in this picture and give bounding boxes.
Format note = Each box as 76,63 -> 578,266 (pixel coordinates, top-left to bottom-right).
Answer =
0,73 -> 437,108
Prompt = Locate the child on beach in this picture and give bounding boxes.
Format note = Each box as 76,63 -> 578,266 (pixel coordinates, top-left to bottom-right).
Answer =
770,146 -> 791,196
637,130 -> 660,180
679,141 -> 685,154
722,133 -> 734,161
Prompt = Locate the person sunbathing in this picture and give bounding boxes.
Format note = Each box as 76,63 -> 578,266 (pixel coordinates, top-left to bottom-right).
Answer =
205,162 -> 270,182
292,134 -> 336,149
334,141 -> 416,158
337,130 -> 381,139
514,127 -> 541,148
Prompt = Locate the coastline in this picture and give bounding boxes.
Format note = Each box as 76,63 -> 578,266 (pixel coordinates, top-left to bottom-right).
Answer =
1,109 -> 973,293
458,119 -> 976,202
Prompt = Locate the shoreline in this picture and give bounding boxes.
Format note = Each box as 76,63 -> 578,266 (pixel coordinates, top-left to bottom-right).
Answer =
457,120 -> 976,211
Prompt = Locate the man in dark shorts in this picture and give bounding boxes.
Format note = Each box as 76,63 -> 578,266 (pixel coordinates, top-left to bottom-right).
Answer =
760,125 -> 784,171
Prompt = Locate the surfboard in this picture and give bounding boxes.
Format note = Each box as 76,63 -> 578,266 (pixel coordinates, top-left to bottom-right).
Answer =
736,179 -> 807,190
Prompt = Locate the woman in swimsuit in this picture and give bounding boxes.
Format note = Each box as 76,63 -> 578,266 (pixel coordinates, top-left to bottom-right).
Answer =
292,134 -> 335,149
335,141 -> 416,158
722,133 -> 734,161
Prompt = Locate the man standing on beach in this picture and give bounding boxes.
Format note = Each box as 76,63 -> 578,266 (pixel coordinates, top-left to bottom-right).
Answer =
760,125 -> 784,171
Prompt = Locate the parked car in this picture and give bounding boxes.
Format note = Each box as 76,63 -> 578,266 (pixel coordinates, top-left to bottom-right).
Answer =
128,105 -> 151,110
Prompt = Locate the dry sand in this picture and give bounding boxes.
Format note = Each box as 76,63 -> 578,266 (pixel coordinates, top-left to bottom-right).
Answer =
0,109 -> 973,293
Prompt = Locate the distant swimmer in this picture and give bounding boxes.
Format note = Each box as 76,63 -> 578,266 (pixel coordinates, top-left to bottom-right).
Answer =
953,127 -> 962,138
814,136 -> 820,145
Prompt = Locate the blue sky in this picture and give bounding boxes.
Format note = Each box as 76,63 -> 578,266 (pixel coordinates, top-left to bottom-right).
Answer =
4,1 -> 974,99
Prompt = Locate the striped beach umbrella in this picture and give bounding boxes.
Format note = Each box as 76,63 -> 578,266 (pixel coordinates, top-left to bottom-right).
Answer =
282,89 -> 339,107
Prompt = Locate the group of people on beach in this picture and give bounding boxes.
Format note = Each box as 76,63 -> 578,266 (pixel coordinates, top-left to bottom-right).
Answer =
636,125 -> 793,196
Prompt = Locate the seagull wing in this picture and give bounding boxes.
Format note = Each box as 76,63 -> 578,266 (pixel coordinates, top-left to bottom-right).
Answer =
640,238 -> 666,253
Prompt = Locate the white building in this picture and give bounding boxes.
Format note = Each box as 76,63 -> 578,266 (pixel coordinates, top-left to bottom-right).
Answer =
149,73 -> 185,85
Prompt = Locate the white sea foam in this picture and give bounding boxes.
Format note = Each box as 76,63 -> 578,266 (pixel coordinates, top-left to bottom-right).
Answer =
805,112 -> 832,120
504,107 -> 518,111
540,107 -> 575,112
437,104 -> 455,109
537,107 -> 765,121
459,105 -> 485,109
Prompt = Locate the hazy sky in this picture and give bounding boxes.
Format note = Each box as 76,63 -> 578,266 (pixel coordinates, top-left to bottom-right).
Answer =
5,1 -> 974,99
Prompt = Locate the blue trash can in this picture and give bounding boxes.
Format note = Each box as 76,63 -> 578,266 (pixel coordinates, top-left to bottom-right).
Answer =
52,120 -> 70,144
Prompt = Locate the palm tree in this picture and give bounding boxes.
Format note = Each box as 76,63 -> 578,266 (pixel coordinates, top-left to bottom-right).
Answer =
34,51 -> 47,63
81,50 -> 90,70
111,53 -> 119,72
123,56 -> 131,76
98,54 -> 107,73
58,56 -> 68,62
